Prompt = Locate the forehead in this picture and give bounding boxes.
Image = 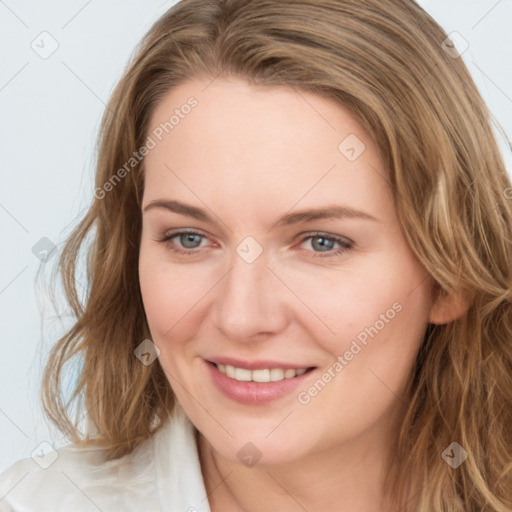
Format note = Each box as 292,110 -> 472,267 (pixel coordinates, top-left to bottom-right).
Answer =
147,77 -> 368,160
142,78 -> 392,223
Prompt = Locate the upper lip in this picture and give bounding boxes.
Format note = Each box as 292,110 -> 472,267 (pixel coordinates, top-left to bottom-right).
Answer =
206,357 -> 314,371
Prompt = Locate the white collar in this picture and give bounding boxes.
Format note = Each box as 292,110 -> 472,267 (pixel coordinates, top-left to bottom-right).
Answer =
154,403 -> 211,511
0,403 -> 211,511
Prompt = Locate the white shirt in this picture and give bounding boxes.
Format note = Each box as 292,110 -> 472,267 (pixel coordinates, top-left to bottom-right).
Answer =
0,405 -> 211,512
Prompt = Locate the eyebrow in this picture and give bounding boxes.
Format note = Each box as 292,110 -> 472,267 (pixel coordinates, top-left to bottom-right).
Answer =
143,199 -> 378,226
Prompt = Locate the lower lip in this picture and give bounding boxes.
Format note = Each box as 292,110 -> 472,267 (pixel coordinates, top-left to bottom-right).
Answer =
205,361 -> 315,405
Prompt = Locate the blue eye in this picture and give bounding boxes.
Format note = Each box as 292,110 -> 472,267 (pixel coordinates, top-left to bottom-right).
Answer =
176,232 -> 203,249
300,232 -> 353,258
158,230 -> 353,258
160,230 -> 207,255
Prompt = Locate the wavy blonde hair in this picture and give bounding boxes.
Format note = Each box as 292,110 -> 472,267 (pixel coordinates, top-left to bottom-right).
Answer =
42,0 -> 512,509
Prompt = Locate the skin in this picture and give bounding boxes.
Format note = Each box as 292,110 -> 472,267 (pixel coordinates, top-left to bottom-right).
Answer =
138,77 -> 457,511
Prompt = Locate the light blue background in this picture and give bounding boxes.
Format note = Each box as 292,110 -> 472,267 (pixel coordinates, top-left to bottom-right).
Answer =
1,0 -> 511,473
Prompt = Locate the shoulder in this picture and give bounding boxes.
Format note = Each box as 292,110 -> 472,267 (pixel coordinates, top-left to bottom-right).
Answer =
0,406 -> 210,512
0,435 -> 160,512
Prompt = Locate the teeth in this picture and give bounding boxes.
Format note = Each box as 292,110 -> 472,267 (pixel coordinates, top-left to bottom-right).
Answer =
235,368 -> 252,381
252,369 -> 270,382
270,368 -> 284,381
284,368 -> 296,379
216,364 -> 309,382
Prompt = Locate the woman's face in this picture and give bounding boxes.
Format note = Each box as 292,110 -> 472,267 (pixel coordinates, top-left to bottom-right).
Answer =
139,77 -> 434,465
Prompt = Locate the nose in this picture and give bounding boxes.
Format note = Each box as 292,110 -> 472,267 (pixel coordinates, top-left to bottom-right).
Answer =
212,247 -> 289,342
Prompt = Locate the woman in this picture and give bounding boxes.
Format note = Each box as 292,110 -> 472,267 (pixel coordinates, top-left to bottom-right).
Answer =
1,0 -> 511,510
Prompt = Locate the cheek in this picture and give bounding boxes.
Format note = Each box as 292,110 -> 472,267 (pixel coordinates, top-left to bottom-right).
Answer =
282,251 -> 431,359
138,254 -> 216,388
138,247 -> 212,340
291,269 -> 430,437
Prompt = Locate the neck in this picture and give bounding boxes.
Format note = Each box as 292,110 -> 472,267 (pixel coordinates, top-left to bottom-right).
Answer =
197,416 -> 401,512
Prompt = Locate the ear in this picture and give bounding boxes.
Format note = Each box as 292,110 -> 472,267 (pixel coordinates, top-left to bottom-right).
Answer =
428,288 -> 470,325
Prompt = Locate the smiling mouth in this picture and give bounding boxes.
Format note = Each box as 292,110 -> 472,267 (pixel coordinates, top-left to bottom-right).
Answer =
211,362 -> 316,383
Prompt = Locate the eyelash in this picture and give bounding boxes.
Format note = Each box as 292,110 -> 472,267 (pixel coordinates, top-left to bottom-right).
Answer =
157,230 -> 353,258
